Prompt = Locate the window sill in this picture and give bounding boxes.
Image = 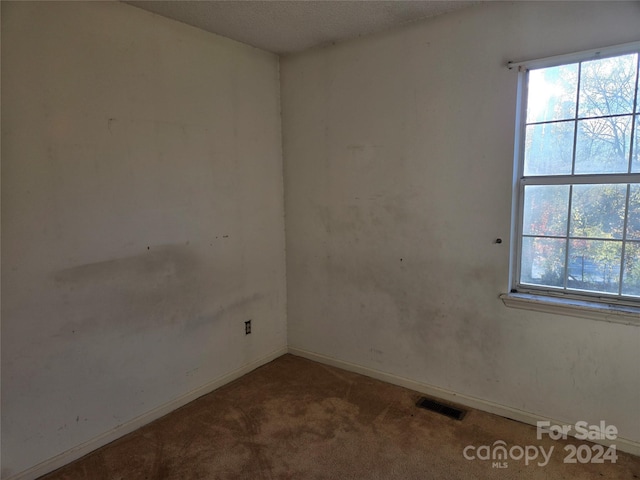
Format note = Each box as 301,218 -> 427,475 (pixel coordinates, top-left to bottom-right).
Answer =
499,293 -> 640,326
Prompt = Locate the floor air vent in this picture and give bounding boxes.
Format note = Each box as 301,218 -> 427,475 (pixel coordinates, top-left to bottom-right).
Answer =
416,396 -> 467,420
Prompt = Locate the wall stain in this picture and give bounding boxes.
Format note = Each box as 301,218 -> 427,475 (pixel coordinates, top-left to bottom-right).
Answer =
319,248 -> 505,379
50,244 -> 264,337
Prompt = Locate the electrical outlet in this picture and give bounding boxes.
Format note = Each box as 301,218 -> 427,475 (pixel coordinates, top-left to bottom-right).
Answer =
245,320 -> 251,335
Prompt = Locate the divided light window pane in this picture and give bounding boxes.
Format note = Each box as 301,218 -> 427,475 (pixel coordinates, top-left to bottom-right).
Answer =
526,64 -> 578,124
578,54 -> 637,118
520,237 -> 566,288
568,239 -> 621,294
524,122 -> 574,176
574,116 -> 632,174
570,184 -> 627,239
522,185 -> 569,236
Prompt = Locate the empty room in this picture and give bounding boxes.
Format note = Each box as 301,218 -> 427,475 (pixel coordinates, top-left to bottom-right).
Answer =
2,1 -> 640,479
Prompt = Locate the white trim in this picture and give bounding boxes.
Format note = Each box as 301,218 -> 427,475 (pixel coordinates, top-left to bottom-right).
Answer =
500,292 -> 640,325
509,64 -> 529,290
521,173 -> 640,186
288,347 -> 640,457
508,41 -> 640,71
6,347 -> 288,480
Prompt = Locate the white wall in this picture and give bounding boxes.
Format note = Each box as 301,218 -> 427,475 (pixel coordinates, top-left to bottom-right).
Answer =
282,0 -> 640,445
1,2 -> 286,478
4,1 -> 640,478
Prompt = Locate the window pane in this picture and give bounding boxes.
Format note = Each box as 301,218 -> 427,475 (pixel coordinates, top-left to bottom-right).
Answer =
633,115 -> 640,173
520,237 -> 566,287
524,121 -> 574,176
567,239 -> 621,293
574,116 -> 632,174
627,184 -> 640,240
622,242 -> 640,297
527,64 -> 578,124
570,184 -> 627,239
523,185 -> 569,236
578,53 -> 637,118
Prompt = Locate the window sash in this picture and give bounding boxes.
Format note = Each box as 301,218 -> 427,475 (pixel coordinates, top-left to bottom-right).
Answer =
514,181 -> 640,304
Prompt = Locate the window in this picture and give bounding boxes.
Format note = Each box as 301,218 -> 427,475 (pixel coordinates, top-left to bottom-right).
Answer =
510,44 -> 640,309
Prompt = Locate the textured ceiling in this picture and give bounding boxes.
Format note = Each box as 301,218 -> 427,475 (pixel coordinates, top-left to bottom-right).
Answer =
125,1 -> 478,55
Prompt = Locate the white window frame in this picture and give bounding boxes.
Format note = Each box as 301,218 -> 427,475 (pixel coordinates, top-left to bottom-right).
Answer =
503,42 -> 640,324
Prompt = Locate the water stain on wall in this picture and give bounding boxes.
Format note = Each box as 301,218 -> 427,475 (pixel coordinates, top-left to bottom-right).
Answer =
318,247 -> 505,380
51,244 -> 257,337
54,244 -> 199,286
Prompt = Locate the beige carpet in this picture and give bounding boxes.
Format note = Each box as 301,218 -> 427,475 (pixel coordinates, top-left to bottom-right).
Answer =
41,354 -> 640,479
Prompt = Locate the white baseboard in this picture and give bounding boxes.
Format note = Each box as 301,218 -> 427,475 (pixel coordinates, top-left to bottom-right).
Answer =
10,344 -> 638,480
288,347 -> 640,457
8,347 -> 288,480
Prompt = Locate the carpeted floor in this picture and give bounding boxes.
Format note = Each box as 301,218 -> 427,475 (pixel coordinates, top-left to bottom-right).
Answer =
41,354 -> 640,479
